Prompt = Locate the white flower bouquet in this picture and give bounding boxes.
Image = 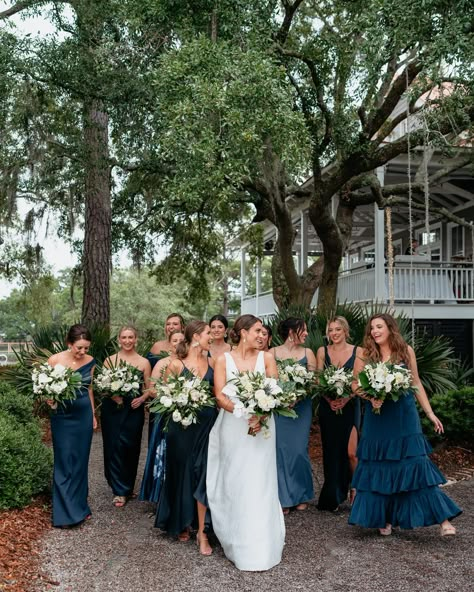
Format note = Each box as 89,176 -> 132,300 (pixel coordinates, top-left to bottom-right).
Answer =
32,363 -> 83,409
317,365 -> 354,414
94,361 -> 142,406
357,361 -> 414,414
148,374 -> 214,430
276,359 -> 316,399
222,371 -> 298,437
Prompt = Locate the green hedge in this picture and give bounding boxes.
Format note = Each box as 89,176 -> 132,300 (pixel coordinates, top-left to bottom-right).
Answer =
421,386 -> 474,445
0,383 -> 52,510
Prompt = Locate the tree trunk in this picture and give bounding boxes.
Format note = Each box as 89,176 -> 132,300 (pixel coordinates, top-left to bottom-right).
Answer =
81,99 -> 111,327
315,200 -> 356,313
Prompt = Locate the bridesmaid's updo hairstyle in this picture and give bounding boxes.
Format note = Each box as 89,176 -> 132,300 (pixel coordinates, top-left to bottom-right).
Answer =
363,313 -> 409,365
278,317 -> 306,341
326,316 -> 350,342
262,324 -> 273,339
175,320 -> 208,359
229,315 -> 260,345
118,325 -> 138,337
66,324 -> 92,345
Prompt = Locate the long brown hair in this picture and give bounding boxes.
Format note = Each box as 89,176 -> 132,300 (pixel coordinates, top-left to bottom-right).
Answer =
175,320 -> 208,359
363,313 -> 409,365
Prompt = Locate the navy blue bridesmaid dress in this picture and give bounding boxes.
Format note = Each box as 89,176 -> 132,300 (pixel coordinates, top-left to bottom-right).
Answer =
349,378 -> 462,529
275,352 -> 314,508
155,364 -> 217,535
101,375 -> 145,498
317,346 -> 360,511
139,414 -> 166,503
50,359 -> 95,527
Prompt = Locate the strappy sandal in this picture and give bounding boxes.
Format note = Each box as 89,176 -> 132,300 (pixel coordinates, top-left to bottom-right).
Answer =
196,533 -> 213,556
349,488 -> 356,505
296,503 -> 308,511
440,523 -> 456,536
113,496 -> 126,508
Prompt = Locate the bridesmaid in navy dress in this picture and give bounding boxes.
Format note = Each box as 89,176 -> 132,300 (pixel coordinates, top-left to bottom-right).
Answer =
208,315 -> 231,359
47,324 -> 96,527
349,313 -> 461,536
272,318 -> 316,513
316,316 -> 362,511
147,313 -> 185,370
146,314 -> 185,439
139,330 -> 184,503
101,326 -> 151,508
155,320 -> 217,556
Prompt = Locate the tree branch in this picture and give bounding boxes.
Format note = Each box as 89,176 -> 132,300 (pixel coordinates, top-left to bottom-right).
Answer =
366,60 -> 423,139
274,0 -> 305,45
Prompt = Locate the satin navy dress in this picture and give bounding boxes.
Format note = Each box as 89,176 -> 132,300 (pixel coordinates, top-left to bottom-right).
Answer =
275,352 -> 314,508
349,371 -> 461,529
139,412 -> 166,503
101,374 -> 145,497
317,346 -> 360,511
155,363 -> 217,535
50,359 -> 95,527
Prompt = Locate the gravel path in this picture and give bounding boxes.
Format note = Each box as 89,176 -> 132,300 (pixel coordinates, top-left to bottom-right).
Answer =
38,431 -> 472,592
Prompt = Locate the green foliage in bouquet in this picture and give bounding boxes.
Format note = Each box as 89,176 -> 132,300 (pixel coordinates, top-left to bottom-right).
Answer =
0,382 -> 52,510
420,386 -> 474,445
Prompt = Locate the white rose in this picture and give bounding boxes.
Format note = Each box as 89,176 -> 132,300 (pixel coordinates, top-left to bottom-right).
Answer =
172,410 -> 182,423
232,400 -> 244,418
181,415 -> 193,427
37,373 -> 51,385
160,395 -> 173,408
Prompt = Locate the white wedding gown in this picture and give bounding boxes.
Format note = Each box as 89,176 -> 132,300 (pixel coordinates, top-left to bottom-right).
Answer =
207,351 -> 285,571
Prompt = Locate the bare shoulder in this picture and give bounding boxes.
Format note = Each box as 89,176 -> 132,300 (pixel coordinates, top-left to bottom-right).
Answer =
215,352 -> 229,368
48,352 -> 62,365
355,346 -> 364,357
263,351 -> 276,364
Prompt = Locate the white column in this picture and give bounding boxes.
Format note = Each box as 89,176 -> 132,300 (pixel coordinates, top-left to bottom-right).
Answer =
255,258 -> 262,316
240,248 -> 246,305
374,167 -> 386,301
300,210 -> 308,273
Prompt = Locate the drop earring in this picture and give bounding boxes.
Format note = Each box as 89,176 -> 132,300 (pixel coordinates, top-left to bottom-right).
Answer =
192,341 -> 200,348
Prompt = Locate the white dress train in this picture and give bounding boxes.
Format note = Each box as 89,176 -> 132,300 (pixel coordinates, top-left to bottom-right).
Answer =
207,351 -> 285,571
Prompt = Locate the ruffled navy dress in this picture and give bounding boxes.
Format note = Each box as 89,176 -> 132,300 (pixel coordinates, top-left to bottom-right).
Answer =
318,346 -> 360,511
275,353 -> 314,507
155,363 -> 217,535
50,359 -> 95,527
349,382 -> 462,529
101,373 -> 145,497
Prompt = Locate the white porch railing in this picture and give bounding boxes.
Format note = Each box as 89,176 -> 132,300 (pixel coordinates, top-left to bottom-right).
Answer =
242,263 -> 474,315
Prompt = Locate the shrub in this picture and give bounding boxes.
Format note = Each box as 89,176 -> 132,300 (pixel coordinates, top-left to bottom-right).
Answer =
0,381 -> 35,425
421,386 -> 474,445
0,382 -> 52,510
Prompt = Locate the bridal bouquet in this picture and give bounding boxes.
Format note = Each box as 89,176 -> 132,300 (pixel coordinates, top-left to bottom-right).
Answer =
276,359 -> 316,399
222,371 -> 298,437
148,374 -> 214,430
317,365 -> 354,414
32,363 -> 83,409
94,361 -> 142,405
357,361 -> 414,414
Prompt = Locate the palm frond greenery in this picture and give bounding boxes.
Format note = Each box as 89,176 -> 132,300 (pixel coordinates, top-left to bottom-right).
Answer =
266,302 -> 461,396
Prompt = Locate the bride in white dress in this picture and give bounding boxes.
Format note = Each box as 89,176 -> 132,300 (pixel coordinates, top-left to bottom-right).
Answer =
207,315 -> 285,571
